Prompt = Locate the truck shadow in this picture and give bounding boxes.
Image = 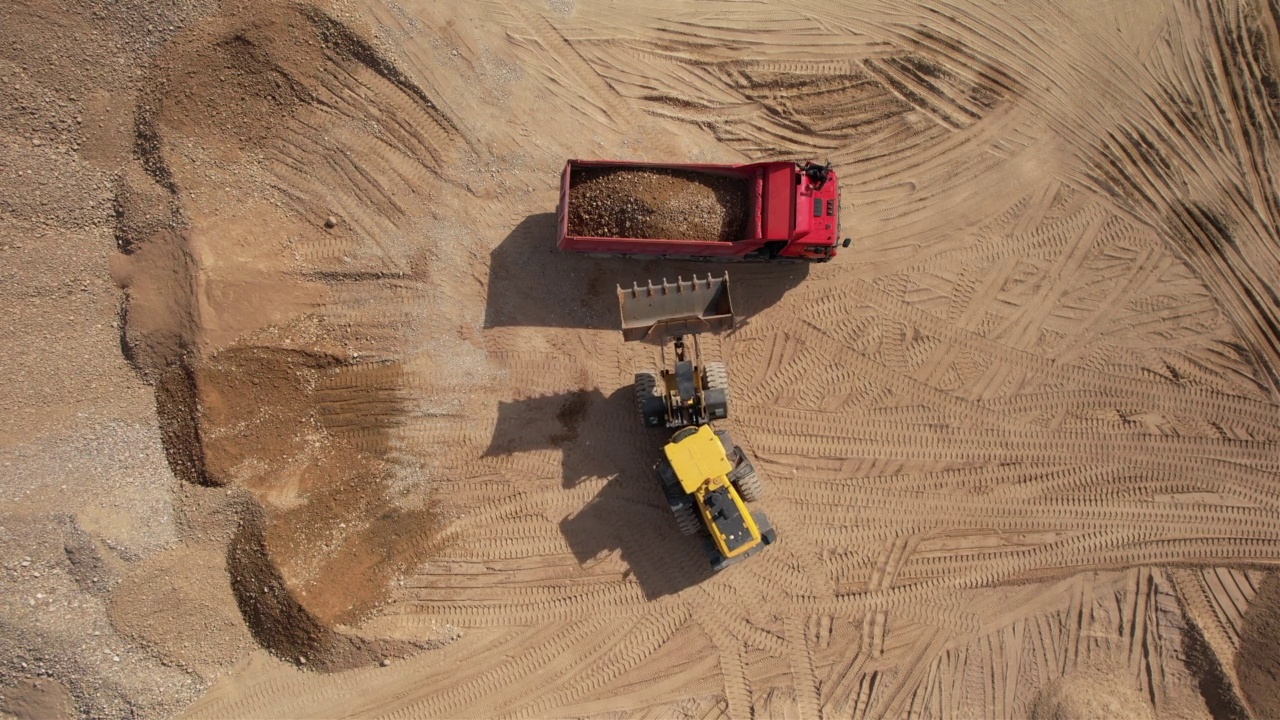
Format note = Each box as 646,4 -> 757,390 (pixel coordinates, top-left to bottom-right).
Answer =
484,212 -> 811,330
483,385 -> 716,599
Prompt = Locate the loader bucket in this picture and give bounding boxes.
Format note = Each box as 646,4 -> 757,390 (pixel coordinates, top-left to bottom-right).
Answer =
618,274 -> 735,342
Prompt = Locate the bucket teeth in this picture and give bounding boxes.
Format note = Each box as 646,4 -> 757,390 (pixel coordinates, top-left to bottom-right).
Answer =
617,274 -> 735,342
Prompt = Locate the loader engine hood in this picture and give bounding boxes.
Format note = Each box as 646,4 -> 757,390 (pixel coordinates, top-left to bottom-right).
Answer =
663,425 -> 734,495
700,486 -> 756,556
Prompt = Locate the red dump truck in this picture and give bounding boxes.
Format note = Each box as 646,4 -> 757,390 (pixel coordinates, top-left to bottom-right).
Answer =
557,159 -> 849,263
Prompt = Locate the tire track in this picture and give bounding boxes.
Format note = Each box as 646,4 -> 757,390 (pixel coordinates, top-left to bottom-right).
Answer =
372,618 -> 612,719
744,409 -> 1280,477
785,614 -> 823,720
508,9 -> 629,131
745,320 -> 1007,428
718,642 -> 754,720
782,476 -> 1280,538
1167,567 -> 1251,708
795,279 -> 1280,423
509,606 -> 693,718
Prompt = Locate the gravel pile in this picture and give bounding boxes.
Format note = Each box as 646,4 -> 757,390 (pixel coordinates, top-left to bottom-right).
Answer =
568,167 -> 749,241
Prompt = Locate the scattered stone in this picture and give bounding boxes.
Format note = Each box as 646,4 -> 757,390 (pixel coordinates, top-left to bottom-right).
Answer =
324,215 -> 337,229
567,167 -> 748,241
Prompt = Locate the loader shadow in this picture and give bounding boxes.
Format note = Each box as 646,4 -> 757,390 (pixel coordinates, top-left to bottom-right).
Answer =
483,385 -> 716,599
559,467 -> 718,601
483,387 -> 633,488
483,212 -> 811,330
482,389 -> 604,466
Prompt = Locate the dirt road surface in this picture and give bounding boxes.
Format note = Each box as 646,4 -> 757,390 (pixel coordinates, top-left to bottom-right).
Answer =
3,0 -> 1280,718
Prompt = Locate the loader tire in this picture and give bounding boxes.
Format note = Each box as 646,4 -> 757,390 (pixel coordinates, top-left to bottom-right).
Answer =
672,503 -> 700,536
715,430 -> 736,456
703,362 -> 729,392
703,362 -> 730,420
634,371 -> 662,426
734,467 -> 763,503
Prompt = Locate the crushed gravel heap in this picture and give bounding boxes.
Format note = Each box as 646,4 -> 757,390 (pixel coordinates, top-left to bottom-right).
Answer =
568,167 -> 749,241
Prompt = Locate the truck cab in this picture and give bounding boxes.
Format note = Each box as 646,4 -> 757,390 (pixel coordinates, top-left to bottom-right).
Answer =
758,161 -> 843,262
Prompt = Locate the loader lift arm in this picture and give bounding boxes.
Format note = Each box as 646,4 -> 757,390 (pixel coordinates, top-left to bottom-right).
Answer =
619,275 -> 734,429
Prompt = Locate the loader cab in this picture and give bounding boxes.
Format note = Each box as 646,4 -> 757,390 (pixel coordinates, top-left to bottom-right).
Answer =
664,425 -> 733,495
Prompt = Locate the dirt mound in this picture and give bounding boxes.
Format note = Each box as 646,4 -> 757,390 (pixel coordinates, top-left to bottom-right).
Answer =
107,545 -> 254,679
0,678 -> 76,720
227,506 -> 429,672
150,345 -> 441,649
1237,571 -> 1280,719
1031,670 -> 1154,720
111,165 -> 180,256
146,16 -> 313,151
107,0 -> 451,672
111,221 -> 208,487
138,0 -> 460,166
194,347 -> 440,624
124,339 -> 444,668
111,225 -> 197,384
195,346 -> 343,494
567,167 -> 749,241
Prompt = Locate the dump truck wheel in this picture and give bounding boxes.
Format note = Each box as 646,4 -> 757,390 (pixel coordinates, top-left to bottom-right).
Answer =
672,503 -> 700,536
734,467 -> 763,502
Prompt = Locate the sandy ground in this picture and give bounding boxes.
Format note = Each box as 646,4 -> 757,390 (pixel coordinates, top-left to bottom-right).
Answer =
3,0 -> 1280,718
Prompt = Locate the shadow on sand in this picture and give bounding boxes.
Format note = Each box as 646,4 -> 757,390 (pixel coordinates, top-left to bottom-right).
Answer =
483,385 -> 715,600
483,213 -> 811,331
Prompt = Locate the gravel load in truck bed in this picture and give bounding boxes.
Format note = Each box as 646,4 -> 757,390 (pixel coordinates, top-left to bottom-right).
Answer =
568,167 -> 750,242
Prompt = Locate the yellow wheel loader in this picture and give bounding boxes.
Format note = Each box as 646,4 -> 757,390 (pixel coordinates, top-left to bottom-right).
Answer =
656,425 -> 775,571
618,273 -> 776,571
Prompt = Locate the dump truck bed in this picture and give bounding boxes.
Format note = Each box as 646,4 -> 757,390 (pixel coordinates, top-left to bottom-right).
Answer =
557,159 -> 842,262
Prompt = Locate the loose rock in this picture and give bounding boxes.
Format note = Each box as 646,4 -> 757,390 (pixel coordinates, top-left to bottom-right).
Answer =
567,167 -> 749,242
